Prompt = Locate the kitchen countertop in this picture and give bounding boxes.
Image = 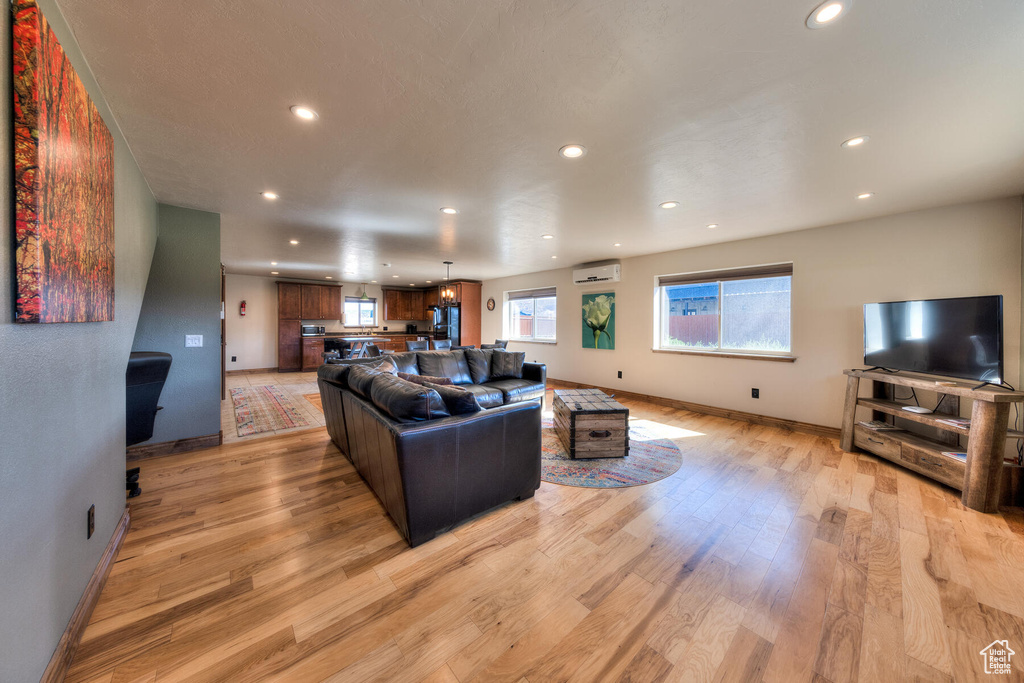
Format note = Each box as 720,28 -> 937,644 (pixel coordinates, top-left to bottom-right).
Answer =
303,332 -> 431,338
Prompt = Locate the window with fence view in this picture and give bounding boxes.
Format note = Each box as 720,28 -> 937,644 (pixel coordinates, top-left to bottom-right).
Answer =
507,287 -> 556,342
658,264 -> 792,353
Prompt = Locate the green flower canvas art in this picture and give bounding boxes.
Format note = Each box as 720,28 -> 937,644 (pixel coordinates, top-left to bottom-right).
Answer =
581,293 -> 615,349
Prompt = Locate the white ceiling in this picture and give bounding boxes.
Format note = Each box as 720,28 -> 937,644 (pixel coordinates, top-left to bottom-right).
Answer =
57,0 -> 1024,286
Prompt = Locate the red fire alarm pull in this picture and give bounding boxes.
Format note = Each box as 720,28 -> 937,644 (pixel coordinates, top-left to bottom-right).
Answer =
240,301 -> 246,316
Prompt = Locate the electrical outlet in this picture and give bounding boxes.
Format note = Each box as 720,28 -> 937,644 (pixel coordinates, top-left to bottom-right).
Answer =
751,388 -> 760,399
185,334 -> 203,347
617,371 -> 622,379
87,505 -> 95,539
231,355 -> 237,362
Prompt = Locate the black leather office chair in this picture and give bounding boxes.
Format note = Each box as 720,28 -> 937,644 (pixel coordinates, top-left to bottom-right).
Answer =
431,339 -> 452,350
126,352 -> 172,447
405,340 -> 429,351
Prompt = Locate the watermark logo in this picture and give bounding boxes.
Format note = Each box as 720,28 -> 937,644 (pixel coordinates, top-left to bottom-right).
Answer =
980,640 -> 1015,675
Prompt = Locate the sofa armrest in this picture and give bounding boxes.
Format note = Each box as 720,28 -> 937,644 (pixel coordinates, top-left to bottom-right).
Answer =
522,362 -> 546,386
391,400 -> 542,545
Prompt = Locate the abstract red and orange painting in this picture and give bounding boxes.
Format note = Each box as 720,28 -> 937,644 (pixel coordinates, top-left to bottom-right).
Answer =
12,0 -> 114,323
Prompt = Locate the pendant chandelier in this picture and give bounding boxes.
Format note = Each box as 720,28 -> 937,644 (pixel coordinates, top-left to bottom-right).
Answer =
440,261 -> 455,304
359,283 -> 369,300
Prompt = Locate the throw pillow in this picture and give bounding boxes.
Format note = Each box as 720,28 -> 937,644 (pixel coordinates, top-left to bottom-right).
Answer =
369,373 -> 450,423
464,348 -> 494,384
489,350 -> 526,379
423,382 -> 482,415
398,372 -> 454,386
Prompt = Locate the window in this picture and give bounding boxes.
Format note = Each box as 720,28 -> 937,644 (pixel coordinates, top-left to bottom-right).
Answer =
344,297 -> 377,327
507,287 -> 557,342
656,263 -> 792,354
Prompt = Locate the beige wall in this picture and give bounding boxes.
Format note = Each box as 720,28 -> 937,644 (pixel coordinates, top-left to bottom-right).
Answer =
224,277 -> 435,371
225,274 -> 280,370
482,198 -> 1023,429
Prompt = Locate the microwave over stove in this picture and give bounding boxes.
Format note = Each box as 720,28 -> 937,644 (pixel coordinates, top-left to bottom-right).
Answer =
301,325 -> 325,336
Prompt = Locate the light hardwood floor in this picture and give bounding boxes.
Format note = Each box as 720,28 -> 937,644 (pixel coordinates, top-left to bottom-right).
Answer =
68,384 -> 1024,682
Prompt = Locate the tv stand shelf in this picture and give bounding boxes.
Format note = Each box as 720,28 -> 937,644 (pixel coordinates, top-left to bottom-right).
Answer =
841,369 -> 1024,513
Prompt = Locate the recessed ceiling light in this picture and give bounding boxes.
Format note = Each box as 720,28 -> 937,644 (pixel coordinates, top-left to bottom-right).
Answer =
806,1 -> 851,28
541,234 -> 554,240
262,191 -> 279,200
270,271 -> 279,275
426,280 -> 432,283
344,271 -> 354,275
371,280 -> 377,283
551,255 -> 558,259
613,243 -> 622,247
289,105 -> 319,120
659,201 -> 679,209
841,135 -> 869,148
857,192 -> 875,199
706,224 -> 719,229
325,276 -> 332,280
558,144 -> 586,159
289,240 -> 299,245
440,207 -> 458,215
409,283 -> 415,287
393,275 -> 400,278
271,261 -> 277,265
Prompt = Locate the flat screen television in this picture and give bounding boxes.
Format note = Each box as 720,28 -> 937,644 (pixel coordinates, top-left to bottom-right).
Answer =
863,295 -> 1002,383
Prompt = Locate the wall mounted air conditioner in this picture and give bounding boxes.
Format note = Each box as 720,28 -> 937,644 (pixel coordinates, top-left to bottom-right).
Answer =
572,262 -> 621,285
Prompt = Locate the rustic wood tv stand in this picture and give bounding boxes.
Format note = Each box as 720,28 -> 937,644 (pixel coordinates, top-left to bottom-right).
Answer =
840,369 -> 1024,513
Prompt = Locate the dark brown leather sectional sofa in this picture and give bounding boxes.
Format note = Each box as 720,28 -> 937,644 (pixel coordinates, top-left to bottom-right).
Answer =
317,349 -> 546,546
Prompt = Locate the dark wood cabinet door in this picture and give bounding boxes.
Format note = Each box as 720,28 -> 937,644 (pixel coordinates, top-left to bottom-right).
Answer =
301,338 -> 324,371
278,320 -> 301,371
423,287 -> 439,318
278,283 -> 302,320
383,290 -> 401,321
321,286 -> 342,320
301,285 -> 321,319
408,291 -> 424,321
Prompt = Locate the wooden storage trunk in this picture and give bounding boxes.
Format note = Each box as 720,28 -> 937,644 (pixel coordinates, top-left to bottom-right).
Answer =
553,388 -> 629,459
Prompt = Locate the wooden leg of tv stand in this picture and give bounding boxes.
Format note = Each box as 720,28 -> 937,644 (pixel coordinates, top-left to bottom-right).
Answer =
962,400 -> 1011,513
839,374 -> 860,452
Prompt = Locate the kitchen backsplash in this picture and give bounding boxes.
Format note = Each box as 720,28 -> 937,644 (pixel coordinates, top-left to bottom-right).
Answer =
305,319 -> 431,333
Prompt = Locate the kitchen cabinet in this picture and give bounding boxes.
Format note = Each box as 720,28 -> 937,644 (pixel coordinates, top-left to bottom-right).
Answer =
301,337 -> 325,371
383,289 -> 426,321
320,286 -> 342,320
278,282 -> 341,372
423,288 -> 439,319
301,285 -> 322,318
278,321 -> 301,371
278,283 -> 302,320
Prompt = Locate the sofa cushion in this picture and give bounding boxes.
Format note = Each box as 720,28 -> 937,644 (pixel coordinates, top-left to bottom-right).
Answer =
464,348 -> 494,384
423,382 -> 482,415
398,372 -> 454,386
459,383 -> 506,409
319,357 -> 396,387
416,350 -> 473,385
347,364 -> 384,397
369,373 -> 450,423
490,350 -> 526,379
484,378 -> 545,404
383,351 -> 420,375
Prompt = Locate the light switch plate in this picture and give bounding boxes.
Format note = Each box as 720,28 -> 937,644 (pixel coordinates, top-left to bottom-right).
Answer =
185,334 -> 203,348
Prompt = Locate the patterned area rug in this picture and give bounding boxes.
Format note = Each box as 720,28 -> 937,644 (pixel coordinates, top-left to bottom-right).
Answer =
230,385 -> 310,436
542,417 -> 683,488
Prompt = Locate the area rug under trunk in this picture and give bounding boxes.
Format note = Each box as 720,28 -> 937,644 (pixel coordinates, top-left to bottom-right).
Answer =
541,417 -> 683,488
230,385 -> 310,436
